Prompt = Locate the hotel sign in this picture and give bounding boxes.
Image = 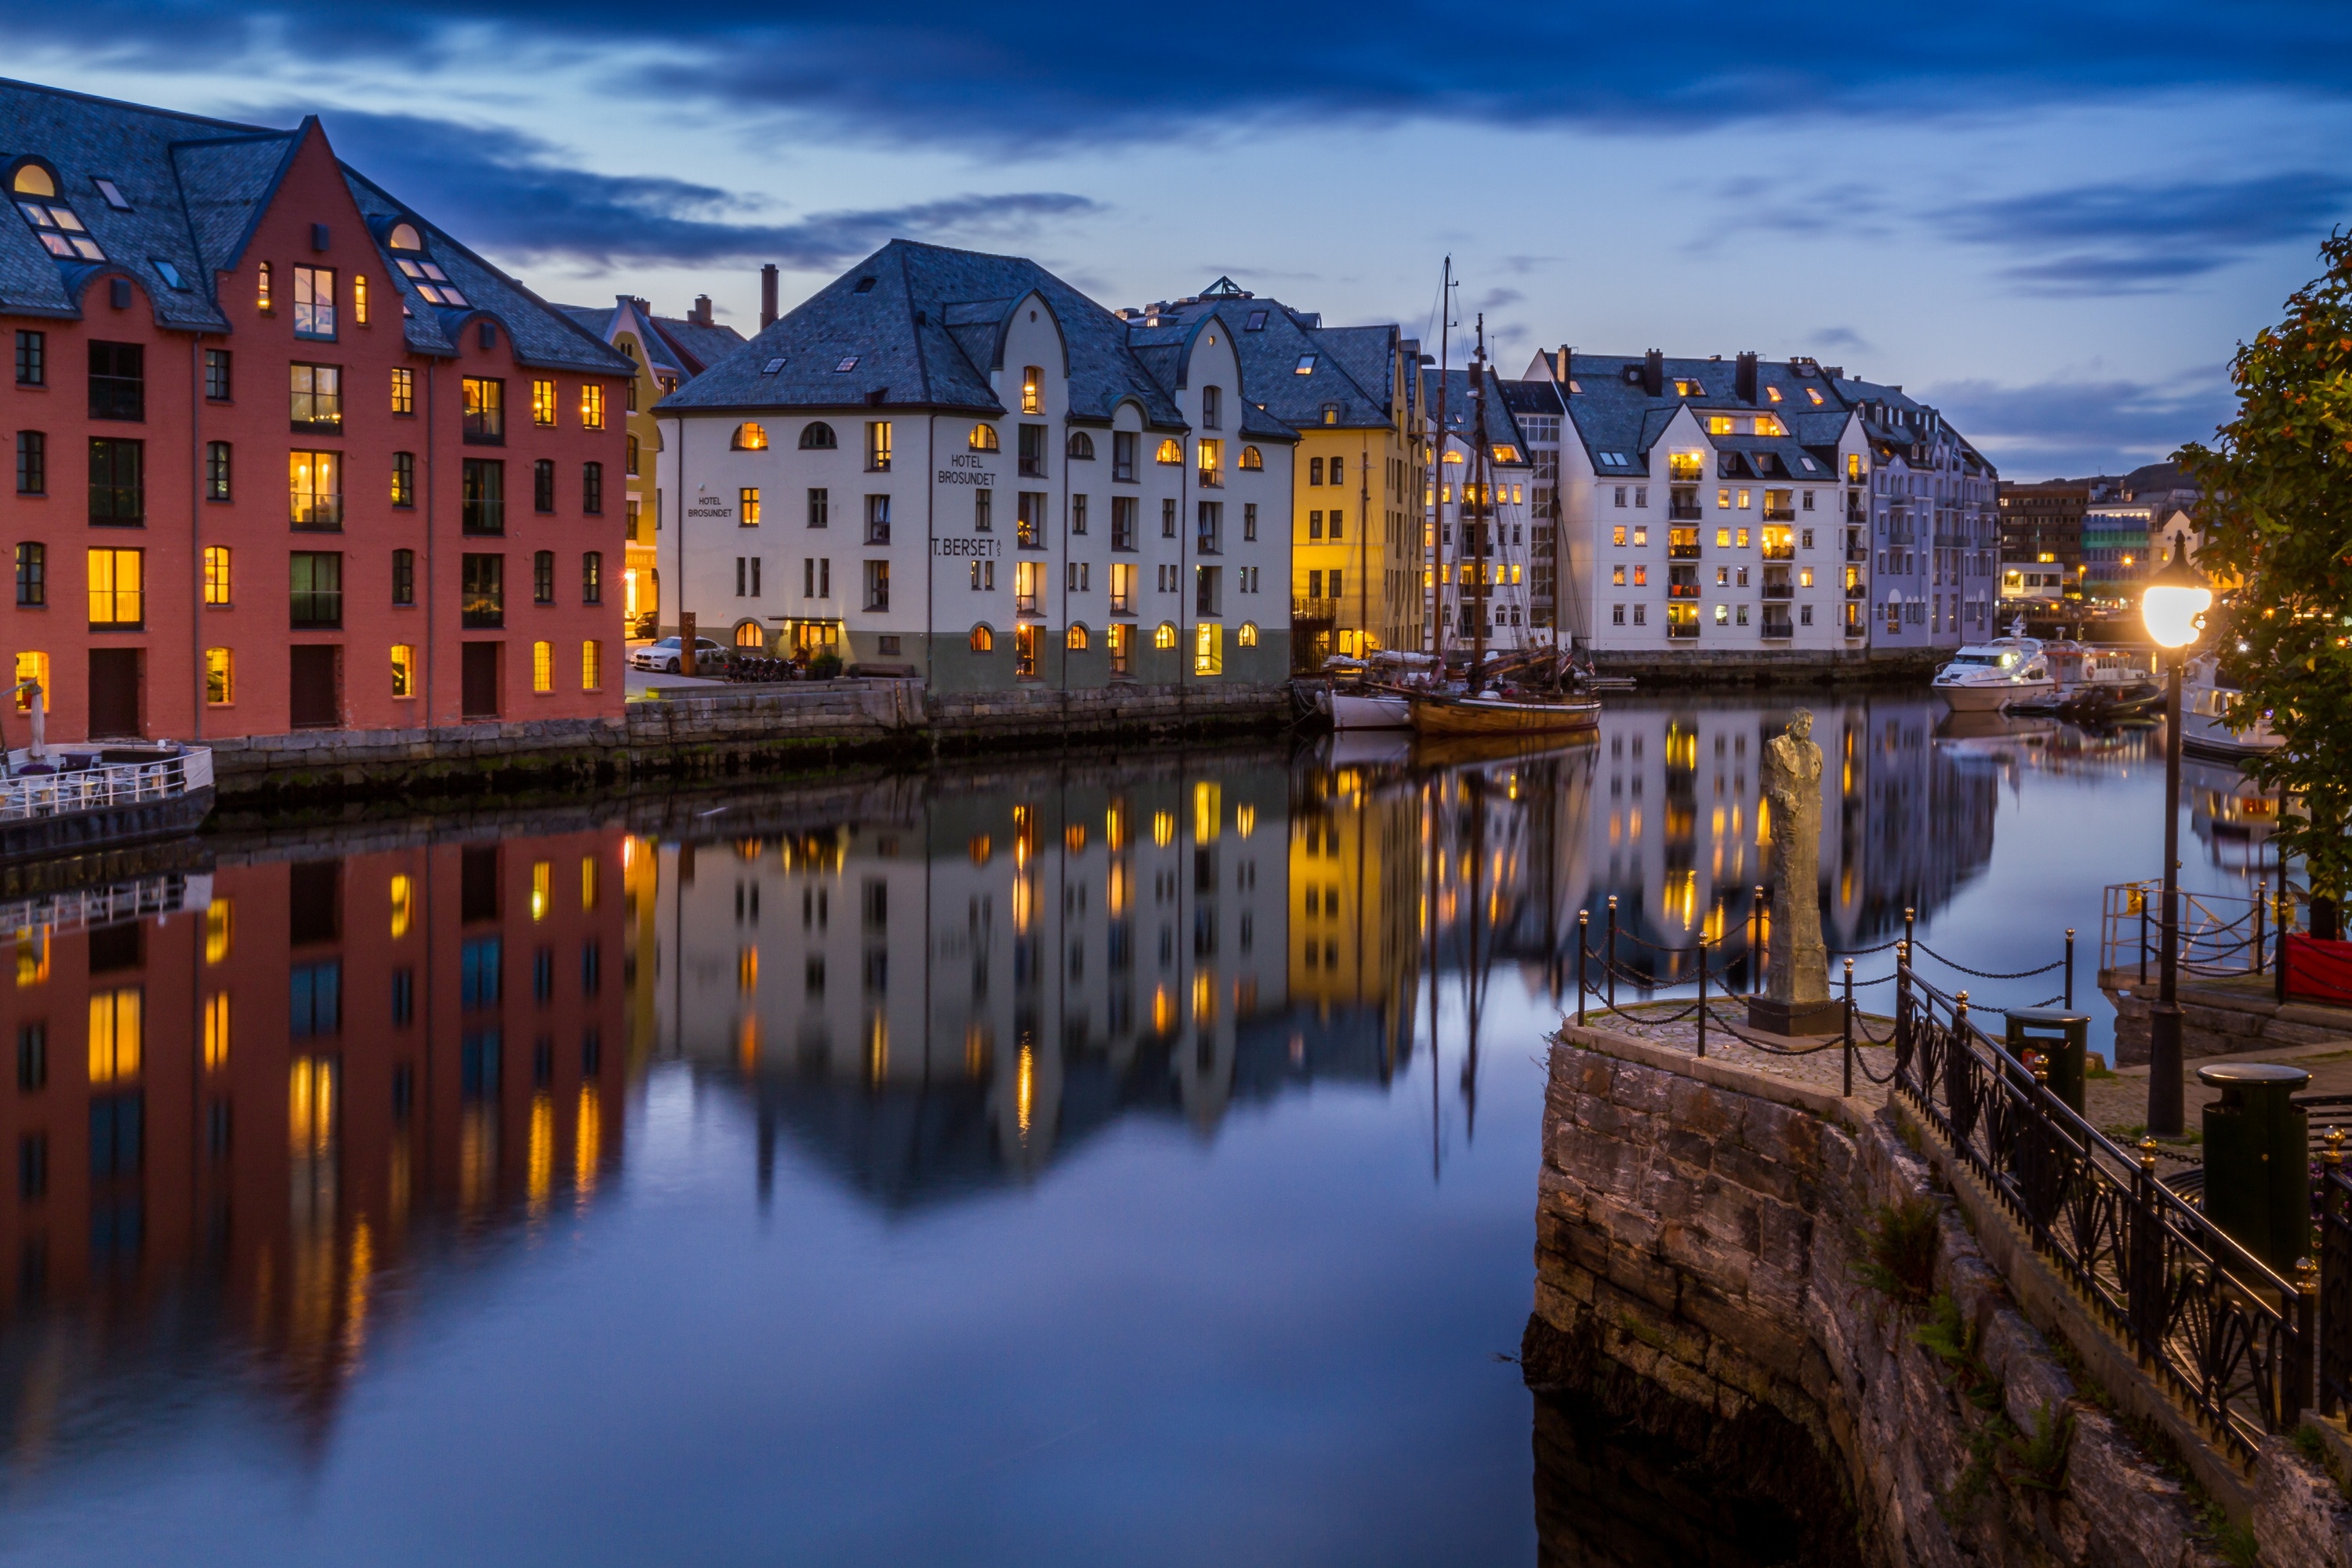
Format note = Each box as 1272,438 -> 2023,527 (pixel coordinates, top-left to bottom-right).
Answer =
937,452 -> 996,487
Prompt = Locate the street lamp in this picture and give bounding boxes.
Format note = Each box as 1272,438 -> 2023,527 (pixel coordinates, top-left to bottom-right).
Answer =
2141,539 -> 2213,1135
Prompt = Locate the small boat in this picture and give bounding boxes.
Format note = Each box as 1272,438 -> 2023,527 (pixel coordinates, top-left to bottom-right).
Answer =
2057,678 -> 2162,721
1933,630 -> 2054,712
2180,654 -> 2285,760
1323,685 -> 1414,730
1409,691 -> 1601,736
0,743 -> 216,864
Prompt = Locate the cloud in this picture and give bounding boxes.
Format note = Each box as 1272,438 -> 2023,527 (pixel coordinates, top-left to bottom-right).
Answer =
1809,326 -> 1871,353
1926,373 -> 2237,477
290,107 -> 1098,270
1943,172 -> 2352,295
20,1 -> 2352,149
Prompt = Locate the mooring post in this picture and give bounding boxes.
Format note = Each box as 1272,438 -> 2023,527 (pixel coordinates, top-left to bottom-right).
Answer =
1576,909 -> 1588,1028
1696,948 -> 1707,1059
2064,927 -> 2075,1010
1842,957 -> 1855,1098
1606,895 -> 1617,1009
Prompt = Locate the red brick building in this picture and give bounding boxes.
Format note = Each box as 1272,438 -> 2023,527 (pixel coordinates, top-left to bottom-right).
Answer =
2,81 -> 632,744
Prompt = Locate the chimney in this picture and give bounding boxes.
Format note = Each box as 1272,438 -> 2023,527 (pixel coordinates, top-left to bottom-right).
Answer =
1735,350 -> 1758,405
1553,347 -> 1570,383
691,294 -> 713,327
1642,349 -> 1664,397
760,265 -> 779,329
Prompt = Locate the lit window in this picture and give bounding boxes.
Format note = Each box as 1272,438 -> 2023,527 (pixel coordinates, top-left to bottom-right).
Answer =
1155,438 -> 1182,464
1240,445 -> 1262,470
1808,387 -> 1825,405
1766,386 -> 1782,403
13,651 -> 45,712
204,646 -> 232,704
388,223 -> 423,251
391,644 -> 416,698
532,379 -> 556,426
203,993 -> 229,1070
532,641 -> 552,693
204,545 -> 230,604
353,271 -> 368,325
390,252 -> 470,307
256,260 -> 273,311
582,640 -> 603,691
1237,621 -> 1258,648
390,873 -> 415,938
11,165 -> 104,261
204,898 -> 230,964
968,423 -> 999,452
1022,365 -> 1042,414
1066,622 -> 1088,651
390,366 -> 414,415
87,546 -> 143,629
1154,621 -> 1177,649
1294,355 -> 1316,375
970,623 -> 994,653
739,488 -> 760,526
580,384 -> 605,430
734,421 -> 768,450
89,987 -> 142,1081
292,266 -> 336,339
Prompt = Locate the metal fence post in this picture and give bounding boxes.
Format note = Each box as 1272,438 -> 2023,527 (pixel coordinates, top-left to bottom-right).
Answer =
1697,949 -> 1708,1059
2289,1260 -> 2317,1431
1751,884 -> 1764,994
2253,897 -> 2266,978
2140,902 -> 2150,985
1576,910 -> 1588,1028
1842,957 -> 1855,1098
1606,895 -> 1617,1010
1904,906 -> 1915,957
2064,928 -> 2075,1010
2131,1136 -> 2161,1366
1895,940 -> 1913,1085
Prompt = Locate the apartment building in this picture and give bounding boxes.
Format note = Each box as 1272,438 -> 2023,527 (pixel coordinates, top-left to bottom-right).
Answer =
1424,362 -> 1539,655
0,81 -> 632,743
653,241 -> 1295,689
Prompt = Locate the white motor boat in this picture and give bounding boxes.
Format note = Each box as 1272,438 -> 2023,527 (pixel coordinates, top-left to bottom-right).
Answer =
1933,635 -> 2055,712
1320,686 -> 1413,729
2180,654 -> 2285,760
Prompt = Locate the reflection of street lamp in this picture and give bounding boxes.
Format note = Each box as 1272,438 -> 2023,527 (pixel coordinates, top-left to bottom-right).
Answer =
2142,539 -> 2213,1135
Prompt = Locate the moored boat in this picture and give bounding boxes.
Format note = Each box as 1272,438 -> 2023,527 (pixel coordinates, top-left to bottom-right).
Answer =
0,743 -> 215,864
2180,654 -> 2285,760
1409,691 -> 1601,736
1932,633 -> 2053,712
1325,685 -> 1414,729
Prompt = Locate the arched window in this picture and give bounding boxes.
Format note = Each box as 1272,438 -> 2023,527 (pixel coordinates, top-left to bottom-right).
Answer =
799,421 -> 837,450
970,623 -> 995,653
1066,622 -> 1090,652
731,422 -> 768,451
1237,622 -> 1259,648
968,423 -> 1000,452
1155,438 -> 1182,465
1239,445 -> 1263,470
1022,365 -> 1043,414
11,164 -> 55,198
1067,430 -> 1095,460
13,163 -> 103,261
1154,622 -> 1177,649
387,222 -> 423,252
733,620 -> 765,648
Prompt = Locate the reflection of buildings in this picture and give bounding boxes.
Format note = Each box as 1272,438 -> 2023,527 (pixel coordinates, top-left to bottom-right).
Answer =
2184,758 -> 2284,877
0,833 -> 628,1450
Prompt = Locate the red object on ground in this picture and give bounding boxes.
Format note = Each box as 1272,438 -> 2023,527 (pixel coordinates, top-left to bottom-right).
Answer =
2282,933 -> 2352,1006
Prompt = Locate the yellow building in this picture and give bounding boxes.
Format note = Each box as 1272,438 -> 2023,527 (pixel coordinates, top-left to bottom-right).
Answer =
558,293 -> 746,638
1154,281 -> 1426,665
1288,762 -> 1421,1051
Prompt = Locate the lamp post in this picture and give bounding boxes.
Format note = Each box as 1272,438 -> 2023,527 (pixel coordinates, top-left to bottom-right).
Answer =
2140,538 -> 2213,1136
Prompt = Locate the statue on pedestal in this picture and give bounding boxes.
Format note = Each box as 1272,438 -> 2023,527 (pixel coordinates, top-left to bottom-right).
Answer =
1749,710 -> 1841,1036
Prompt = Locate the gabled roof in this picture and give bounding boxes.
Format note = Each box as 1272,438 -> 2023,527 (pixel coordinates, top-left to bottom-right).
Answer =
0,75 -> 629,375
1147,289 -> 1398,432
658,239 -> 1187,427
1422,365 -> 1534,466
556,296 -> 746,383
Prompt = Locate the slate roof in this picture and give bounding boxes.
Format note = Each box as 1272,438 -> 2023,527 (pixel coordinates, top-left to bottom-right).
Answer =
0,75 -> 629,376
659,239 -> 1190,429
1421,365 -> 1533,465
556,296 -> 745,381
1147,289 -> 1399,431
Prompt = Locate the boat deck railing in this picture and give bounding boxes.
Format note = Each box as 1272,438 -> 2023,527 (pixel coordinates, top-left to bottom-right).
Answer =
0,871 -> 206,942
0,746 -> 213,822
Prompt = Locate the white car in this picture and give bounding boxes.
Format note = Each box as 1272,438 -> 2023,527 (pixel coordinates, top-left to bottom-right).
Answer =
629,636 -> 727,674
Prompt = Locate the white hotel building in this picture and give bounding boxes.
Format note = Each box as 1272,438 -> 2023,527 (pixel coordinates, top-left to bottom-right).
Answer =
652,241 -> 1295,690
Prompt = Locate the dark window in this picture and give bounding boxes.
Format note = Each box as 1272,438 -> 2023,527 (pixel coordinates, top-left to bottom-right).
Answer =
88,924 -> 143,972
462,376 -> 504,443
461,1030 -> 502,1099
581,942 -> 602,996
18,1134 -> 46,1200
391,968 -> 414,1029
462,459 -> 504,534
392,451 -> 415,508
582,551 -> 602,604
13,543 -> 41,606
289,363 -> 341,431
462,937 -> 502,1009
205,441 -> 230,501
289,961 -> 342,1036
808,488 -> 828,529
1018,423 -> 1046,477
391,548 -> 415,606
1112,430 -> 1137,482
533,947 -> 554,1003
533,550 -> 555,604
462,846 -> 500,921
581,460 -> 603,515
462,553 -> 503,627
13,330 -> 43,387
16,1022 -> 45,1090
289,551 -> 343,629
89,1092 -> 142,1179
88,342 -> 142,421
203,347 -> 230,401
289,859 -> 342,942
14,430 -> 42,495
533,458 -> 555,514
89,438 -> 143,523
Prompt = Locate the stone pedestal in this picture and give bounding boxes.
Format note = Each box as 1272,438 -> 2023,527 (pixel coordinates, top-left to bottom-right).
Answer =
1745,995 -> 1846,1036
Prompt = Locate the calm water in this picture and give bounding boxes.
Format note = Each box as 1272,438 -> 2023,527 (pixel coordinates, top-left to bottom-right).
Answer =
0,695 -> 2279,1566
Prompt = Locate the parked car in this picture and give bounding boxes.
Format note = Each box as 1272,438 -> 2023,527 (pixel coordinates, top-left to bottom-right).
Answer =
628,610 -> 660,641
628,636 -> 728,674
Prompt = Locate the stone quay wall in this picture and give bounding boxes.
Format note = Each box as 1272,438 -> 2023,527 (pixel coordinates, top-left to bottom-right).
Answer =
203,679 -> 1294,801
1588,647 -> 1943,688
2101,968 -> 2352,1065
1528,1022 -> 2352,1568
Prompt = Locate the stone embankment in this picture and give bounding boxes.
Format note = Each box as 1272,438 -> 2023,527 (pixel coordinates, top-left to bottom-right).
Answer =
1528,1021 -> 2352,1567
1589,647 -> 1943,687
2102,967 -> 2352,1065
203,679 -> 1292,801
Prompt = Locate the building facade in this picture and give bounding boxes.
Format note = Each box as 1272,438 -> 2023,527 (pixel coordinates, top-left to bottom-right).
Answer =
1995,481 -> 2089,603
1425,363 -> 1539,655
0,83 -> 632,745
655,241 -> 1294,689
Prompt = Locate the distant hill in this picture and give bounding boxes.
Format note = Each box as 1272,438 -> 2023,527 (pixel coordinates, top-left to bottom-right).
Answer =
2020,462 -> 2193,499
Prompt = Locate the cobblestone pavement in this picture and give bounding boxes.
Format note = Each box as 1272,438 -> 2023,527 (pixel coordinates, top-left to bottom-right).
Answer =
1563,1000 -> 1897,1107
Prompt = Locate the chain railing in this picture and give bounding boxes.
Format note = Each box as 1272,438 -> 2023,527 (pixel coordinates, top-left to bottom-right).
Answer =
2323,1156 -> 2352,1419
2100,880 -> 2300,983
1893,964 -> 2316,1459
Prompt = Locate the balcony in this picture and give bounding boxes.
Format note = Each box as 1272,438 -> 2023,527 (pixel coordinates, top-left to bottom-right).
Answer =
1018,457 -> 1046,478
1761,543 -> 1794,561
1668,502 -> 1703,521
1667,583 -> 1701,599
292,495 -> 343,532
1109,593 -> 1134,615
866,523 -> 891,546
1762,504 -> 1796,522
1666,622 -> 1700,640
1846,582 -> 1867,600
1293,597 -> 1339,622
1761,622 -> 1793,641
1846,543 -> 1869,563
1761,583 -> 1794,600
1016,592 -> 1040,616
1668,543 -> 1701,560
1197,467 -> 1223,489
1196,529 -> 1221,556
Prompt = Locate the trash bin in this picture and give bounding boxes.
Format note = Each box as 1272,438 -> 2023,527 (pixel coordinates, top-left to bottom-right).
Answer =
2198,1062 -> 2312,1279
2003,1007 -> 2092,1117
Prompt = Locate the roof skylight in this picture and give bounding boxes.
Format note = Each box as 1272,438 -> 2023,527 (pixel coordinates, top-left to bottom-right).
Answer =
835,356 -> 858,372
1294,354 -> 1316,375
92,178 -> 130,211
152,259 -> 186,290
393,256 -> 470,307
1245,310 -> 1267,331
763,358 -> 786,375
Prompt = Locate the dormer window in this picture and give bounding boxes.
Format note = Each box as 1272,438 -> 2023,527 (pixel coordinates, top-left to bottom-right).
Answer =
1675,379 -> 1704,396
388,222 -> 423,252
92,179 -> 130,212
1294,354 -> 1316,375
13,164 -> 103,261
389,230 -> 471,307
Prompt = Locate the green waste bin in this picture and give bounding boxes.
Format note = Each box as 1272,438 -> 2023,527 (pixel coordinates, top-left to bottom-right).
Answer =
2004,1007 -> 2092,1117
2198,1062 -> 2311,1279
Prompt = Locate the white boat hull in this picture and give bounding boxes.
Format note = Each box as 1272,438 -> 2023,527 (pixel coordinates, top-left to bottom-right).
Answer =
1327,690 -> 1413,730
1934,678 -> 2053,713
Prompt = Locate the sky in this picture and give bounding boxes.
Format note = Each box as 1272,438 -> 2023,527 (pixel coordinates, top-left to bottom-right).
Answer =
8,2 -> 2350,479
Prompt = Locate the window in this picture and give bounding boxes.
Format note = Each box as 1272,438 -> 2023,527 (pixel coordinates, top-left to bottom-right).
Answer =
532,459 -> 556,514
970,623 -> 993,653
578,459 -> 603,516
13,651 -> 44,709
1014,622 -> 1038,677
462,377 -> 503,442
1162,499 -> 1177,538
1017,491 -> 1046,548
731,421 -> 768,451
1111,496 -> 1137,550
799,421 -> 837,450
1155,622 -> 1177,649
461,554 -> 503,627
15,430 -> 43,495
1072,494 -> 1088,535
532,640 -> 553,693
392,549 -> 415,606
1294,354 -> 1316,375
530,379 -> 556,428
864,560 -> 890,612
89,342 -> 143,420
625,434 -> 640,476
89,438 -> 143,523
1243,503 -> 1258,541
391,644 -> 416,698
290,363 -> 341,430
354,271 -> 368,325
14,329 -> 44,386
968,423 -> 999,452
739,487 -> 760,527
1237,621 -> 1258,648
88,987 -> 141,1080
200,439 -> 231,501
807,488 -> 829,529
14,543 -> 43,606
87,546 -> 143,628
1065,620 -> 1091,652
972,488 -> 993,534
292,266 -> 336,338
577,550 -> 601,604
579,638 -> 604,691
1069,430 -> 1096,461
257,260 -> 274,312
205,647 -> 232,705
289,451 -> 340,529
534,550 -> 556,604
462,459 -> 504,534
1193,620 -> 1224,675
203,545 -> 230,604
574,382 -> 604,430
1155,437 -> 1182,465
289,551 -> 341,629
866,494 -> 891,544
1112,430 -> 1137,481
1018,423 -> 1047,477
866,421 -> 892,471
13,173 -> 103,261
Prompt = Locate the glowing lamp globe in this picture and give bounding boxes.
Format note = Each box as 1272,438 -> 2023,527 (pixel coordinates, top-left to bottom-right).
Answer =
2140,539 -> 2211,650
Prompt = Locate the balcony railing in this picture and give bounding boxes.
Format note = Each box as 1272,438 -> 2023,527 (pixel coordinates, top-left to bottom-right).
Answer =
1761,622 -> 1793,640
1762,504 -> 1795,522
1668,503 -> 1703,521
1018,457 -> 1045,478
1846,582 -> 1867,600
0,748 -> 212,824
1761,543 -> 1794,561
1196,530 -> 1220,556
1016,591 -> 1039,615
1666,584 -> 1701,599
1293,597 -> 1339,622
1109,593 -> 1133,615
1761,583 -> 1794,600
866,523 -> 891,546
1666,622 -> 1699,640
1846,543 -> 1870,563
1197,468 -> 1223,489
292,495 -> 343,531
1668,543 -> 1700,560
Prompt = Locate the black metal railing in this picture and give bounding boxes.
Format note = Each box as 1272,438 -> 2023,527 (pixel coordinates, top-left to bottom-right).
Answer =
2322,1158 -> 2352,1417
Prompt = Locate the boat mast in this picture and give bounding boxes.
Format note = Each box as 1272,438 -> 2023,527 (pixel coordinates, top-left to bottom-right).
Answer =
1430,258 -> 1452,663
1470,315 -> 1490,680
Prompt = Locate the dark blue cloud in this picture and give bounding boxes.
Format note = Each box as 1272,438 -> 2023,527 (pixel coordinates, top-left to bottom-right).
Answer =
17,2 -> 2352,146
1944,172 -> 2352,295
1926,374 -> 2236,478
281,108 -> 1098,268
